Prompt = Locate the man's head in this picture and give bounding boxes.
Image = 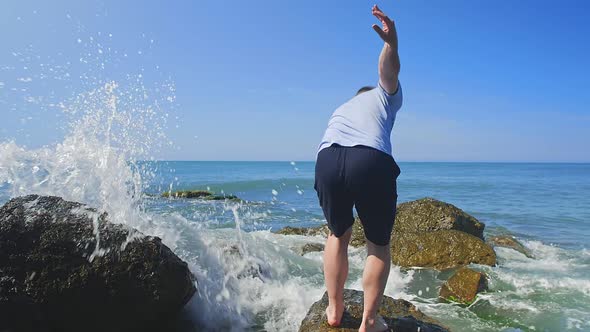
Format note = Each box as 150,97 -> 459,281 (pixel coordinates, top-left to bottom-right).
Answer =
356,86 -> 375,96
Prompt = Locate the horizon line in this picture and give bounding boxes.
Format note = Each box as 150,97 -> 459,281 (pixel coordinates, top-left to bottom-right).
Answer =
142,160 -> 590,164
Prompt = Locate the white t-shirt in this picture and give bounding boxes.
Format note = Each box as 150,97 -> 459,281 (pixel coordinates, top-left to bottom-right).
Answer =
318,82 -> 403,156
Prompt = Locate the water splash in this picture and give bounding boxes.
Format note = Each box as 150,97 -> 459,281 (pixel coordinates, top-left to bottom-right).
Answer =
0,32 -> 329,331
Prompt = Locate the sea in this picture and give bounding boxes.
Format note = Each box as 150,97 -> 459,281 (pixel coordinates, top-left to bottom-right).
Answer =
0,37 -> 589,332
1,151 -> 589,331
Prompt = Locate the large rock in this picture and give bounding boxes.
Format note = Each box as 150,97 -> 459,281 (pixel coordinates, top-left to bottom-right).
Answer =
487,235 -> 534,259
299,289 -> 449,332
0,195 -> 196,332
439,267 -> 488,305
391,230 -> 496,270
276,198 -> 496,269
394,198 -> 485,239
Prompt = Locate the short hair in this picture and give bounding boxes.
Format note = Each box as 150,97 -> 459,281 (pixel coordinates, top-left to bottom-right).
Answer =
356,86 -> 375,95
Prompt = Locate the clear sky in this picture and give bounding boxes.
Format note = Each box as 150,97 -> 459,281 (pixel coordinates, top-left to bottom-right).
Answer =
1,0 -> 589,162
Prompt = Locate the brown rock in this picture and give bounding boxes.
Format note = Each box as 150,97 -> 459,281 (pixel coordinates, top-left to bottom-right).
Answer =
439,267 -> 488,305
295,242 -> 325,255
487,235 -> 534,259
276,198 -> 496,270
299,289 -> 449,332
391,230 -> 496,270
276,225 -> 330,237
394,198 -> 485,239
349,219 -> 366,248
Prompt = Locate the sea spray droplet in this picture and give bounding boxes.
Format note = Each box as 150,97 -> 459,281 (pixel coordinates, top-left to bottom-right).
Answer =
272,189 -> 278,196
297,190 -> 303,195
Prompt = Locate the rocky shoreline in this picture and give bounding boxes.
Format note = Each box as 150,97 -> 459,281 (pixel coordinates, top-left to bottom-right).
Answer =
278,197 -> 534,330
278,198 -> 497,270
0,195 -> 534,331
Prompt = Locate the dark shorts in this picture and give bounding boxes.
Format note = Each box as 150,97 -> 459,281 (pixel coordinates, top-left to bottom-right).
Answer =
314,144 -> 400,246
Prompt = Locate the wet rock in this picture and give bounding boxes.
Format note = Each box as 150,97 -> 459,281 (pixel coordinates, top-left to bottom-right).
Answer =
276,225 -> 330,237
295,242 -> 325,255
394,198 -> 485,239
439,267 -> 488,305
277,220 -> 366,247
222,244 -> 271,280
161,190 -> 240,201
487,235 -> 534,259
391,230 -> 496,270
299,289 -> 449,332
162,189 -> 212,198
276,198 -> 496,270
0,195 -> 196,332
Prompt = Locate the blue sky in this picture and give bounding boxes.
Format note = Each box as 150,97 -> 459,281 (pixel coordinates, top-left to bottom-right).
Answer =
1,0 -> 589,162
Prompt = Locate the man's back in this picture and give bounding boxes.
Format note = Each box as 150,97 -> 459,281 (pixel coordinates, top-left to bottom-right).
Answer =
318,84 -> 403,156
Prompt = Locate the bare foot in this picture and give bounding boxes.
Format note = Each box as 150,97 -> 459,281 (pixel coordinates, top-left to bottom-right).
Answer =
359,315 -> 388,332
325,303 -> 345,327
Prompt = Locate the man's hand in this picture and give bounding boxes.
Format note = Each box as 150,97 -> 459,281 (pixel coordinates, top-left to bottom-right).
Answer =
372,5 -> 398,50
372,5 -> 400,94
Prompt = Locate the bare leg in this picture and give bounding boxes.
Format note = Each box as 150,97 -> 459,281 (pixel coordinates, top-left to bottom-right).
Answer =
359,239 -> 391,332
323,226 -> 353,326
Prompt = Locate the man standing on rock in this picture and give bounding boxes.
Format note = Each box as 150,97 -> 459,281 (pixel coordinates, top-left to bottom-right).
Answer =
314,5 -> 402,332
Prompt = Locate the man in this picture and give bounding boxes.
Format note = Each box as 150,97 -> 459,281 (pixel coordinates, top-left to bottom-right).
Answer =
314,5 -> 402,332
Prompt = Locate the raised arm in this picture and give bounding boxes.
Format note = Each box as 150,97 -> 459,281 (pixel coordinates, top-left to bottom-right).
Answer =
372,5 -> 400,94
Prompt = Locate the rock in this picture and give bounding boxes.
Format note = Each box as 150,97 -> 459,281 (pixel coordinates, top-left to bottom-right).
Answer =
349,219 -> 366,248
487,235 -> 534,258
439,267 -> 488,305
222,244 -> 271,280
162,189 -> 212,198
276,198 -> 496,270
394,198 -> 485,239
299,289 -> 449,332
203,194 -> 240,201
277,220 -> 366,247
391,230 -> 496,270
295,242 -> 325,255
0,195 -> 197,332
276,225 -> 330,237
162,190 -> 240,201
